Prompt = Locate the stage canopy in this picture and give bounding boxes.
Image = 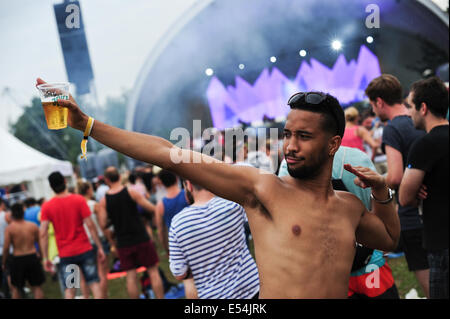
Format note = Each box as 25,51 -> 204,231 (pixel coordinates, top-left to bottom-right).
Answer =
0,126 -> 73,200
126,0 -> 449,139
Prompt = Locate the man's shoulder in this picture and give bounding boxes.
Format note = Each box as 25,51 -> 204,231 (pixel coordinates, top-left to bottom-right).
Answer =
24,220 -> 39,230
382,119 -> 401,138
106,186 -> 126,196
411,127 -> 448,156
208,197 -> 243,213
429,125 -> 449,140
385,116 -> 412,133
171,197 -> 237,225
41,198 -> 55,210
8,220 -> 36,230
68,193 -> 86,204
409,132 -> 430,153
335,189 -> 360,201
173,199 -> 217,222
170,206 -> 196,229
5,221 -> 14,231
257,170 -> 287,192
45,194 -> 85,208
335,190 -> 365,214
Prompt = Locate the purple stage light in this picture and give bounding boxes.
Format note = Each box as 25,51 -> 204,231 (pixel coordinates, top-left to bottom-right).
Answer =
206,45 -> 381,129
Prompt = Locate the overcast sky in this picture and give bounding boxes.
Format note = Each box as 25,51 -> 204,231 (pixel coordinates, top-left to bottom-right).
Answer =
0,0 -> 447,128
0,0 -> 198,128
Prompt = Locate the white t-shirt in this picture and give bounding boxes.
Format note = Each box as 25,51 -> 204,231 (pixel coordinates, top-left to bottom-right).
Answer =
83,199 -> 105,243
373,126 -> 387,163
95,184 -> 110,202
0,211 -> 12,254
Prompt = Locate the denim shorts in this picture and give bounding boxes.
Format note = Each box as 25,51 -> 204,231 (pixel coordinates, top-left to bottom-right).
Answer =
59,249 -> 100,289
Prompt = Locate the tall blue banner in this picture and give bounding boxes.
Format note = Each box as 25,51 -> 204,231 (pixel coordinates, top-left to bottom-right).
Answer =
54,0 -> 94,95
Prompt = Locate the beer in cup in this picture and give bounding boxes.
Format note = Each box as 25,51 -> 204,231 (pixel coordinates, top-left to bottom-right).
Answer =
36,82 -> 70,130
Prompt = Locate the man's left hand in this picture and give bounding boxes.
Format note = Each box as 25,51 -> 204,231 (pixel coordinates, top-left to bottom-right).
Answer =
344,164 -> 386,190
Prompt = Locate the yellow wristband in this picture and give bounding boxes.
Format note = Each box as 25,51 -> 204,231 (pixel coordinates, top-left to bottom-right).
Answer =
80,117 -> 94,160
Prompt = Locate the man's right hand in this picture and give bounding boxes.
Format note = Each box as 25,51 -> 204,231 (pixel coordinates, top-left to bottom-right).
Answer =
36,78 -> 88,131
97,248 -> 106,263
417,184 -> 428,200
43,259 -> 54,273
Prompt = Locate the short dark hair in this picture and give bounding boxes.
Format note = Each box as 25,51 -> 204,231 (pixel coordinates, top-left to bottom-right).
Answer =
11,203 -> 24,220
158,169 -> 177,187
104,167 -> 120,183
410,76 -> 449,118
128,172 -> 137,184
77,181 -> 92,196
365,74 -> 403,105
24,197 -> 37,208
287,92 -> 345,138
182,179 -> 204,191
361,107 -> 376,121
192,183 -> 204,191
48,171 -> 66,194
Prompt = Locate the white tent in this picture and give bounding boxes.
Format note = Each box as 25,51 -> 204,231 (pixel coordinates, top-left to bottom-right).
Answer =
0,126 -> 74,200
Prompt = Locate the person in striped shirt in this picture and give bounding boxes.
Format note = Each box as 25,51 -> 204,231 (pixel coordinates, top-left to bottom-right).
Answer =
168,179 -> 259,299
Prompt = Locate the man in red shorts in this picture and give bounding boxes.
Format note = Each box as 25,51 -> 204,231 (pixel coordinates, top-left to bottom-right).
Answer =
98,166 -> 164,299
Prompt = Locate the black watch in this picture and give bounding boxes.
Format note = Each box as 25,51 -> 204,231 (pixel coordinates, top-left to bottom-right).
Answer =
371,188 -> 394,204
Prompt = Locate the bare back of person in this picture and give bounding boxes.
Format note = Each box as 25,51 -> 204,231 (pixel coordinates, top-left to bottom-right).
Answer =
246,174 -> 365,298
8,220 -> 39,256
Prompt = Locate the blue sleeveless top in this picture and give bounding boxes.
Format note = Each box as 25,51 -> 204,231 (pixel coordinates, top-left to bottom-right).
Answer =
162,190 -> 189,228
24,206 -> 41,226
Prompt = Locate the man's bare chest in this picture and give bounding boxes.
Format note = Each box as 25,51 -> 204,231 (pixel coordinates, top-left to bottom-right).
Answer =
248,195 -> 358,256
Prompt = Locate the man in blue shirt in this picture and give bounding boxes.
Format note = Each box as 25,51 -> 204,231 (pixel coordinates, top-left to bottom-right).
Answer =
366,74 -> 429,297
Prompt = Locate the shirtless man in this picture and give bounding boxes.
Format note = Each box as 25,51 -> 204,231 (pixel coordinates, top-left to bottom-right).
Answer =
39,77 -> 400,298
2,203 -> 45,299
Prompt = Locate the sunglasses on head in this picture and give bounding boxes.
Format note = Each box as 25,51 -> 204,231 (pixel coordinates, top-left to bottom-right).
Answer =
287,92 -> 344,137
287,92 -> 327,106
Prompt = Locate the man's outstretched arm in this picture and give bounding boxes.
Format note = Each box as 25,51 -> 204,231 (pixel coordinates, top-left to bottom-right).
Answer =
37,78 -> 260,207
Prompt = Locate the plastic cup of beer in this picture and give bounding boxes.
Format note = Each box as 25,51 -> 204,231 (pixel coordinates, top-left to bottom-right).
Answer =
36,82 -> 70,130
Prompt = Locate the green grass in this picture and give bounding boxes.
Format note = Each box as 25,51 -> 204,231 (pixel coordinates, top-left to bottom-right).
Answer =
40,233 -> 180,299
38,238 -> 422,299
387,256 -> 425,298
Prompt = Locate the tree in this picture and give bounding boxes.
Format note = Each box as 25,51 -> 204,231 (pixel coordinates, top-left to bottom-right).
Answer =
11,97 -> 83,164
10,89 -> 130,166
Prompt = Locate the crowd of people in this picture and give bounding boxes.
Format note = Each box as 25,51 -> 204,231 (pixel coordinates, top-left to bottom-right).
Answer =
0,74 -> 448,299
